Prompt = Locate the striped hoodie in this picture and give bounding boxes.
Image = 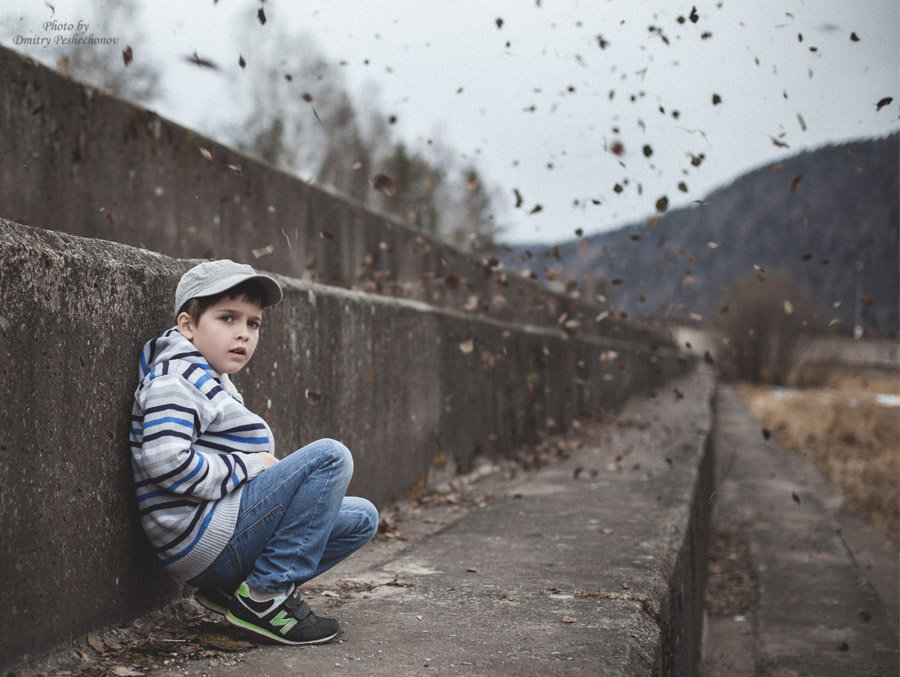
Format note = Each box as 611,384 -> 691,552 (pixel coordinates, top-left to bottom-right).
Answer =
130,327 -> 269,582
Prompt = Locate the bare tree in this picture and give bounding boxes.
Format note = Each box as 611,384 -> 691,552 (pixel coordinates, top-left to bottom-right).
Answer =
221,16 -> 501,249
713,270 -> 825,384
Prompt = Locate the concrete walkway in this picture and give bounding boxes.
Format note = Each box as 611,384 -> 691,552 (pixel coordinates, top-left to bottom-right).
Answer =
702,384 -> 898,676
41,365 -> 704,677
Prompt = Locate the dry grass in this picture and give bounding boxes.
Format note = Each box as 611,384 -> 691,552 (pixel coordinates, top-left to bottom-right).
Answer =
736,366 -> 899,545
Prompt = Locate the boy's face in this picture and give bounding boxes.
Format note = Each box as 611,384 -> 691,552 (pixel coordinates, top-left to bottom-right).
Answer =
177,295 -> 263,375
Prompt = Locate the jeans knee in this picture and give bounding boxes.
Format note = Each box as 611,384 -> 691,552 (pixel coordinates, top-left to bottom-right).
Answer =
317,438 -> 353,478
361,499 -> 379,540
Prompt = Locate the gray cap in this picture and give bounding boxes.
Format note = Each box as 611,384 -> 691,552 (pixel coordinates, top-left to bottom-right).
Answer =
174,259 -> 283,321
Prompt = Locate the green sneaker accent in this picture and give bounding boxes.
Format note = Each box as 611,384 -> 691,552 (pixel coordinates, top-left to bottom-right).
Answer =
270,610 -> 298,634
226,584 -> 340,645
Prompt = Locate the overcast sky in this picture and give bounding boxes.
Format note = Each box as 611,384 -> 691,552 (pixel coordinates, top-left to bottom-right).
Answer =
4,0 -> 898,244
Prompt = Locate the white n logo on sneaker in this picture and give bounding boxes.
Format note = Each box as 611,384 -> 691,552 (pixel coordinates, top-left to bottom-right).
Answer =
271,610 -> 298,634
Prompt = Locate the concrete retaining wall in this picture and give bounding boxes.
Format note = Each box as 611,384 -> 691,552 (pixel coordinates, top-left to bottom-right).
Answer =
0,220 -> 690,670
0,44 -> 640,342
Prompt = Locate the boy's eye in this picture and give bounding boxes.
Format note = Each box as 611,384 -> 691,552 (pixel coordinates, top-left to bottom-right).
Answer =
249,320 -> 260,329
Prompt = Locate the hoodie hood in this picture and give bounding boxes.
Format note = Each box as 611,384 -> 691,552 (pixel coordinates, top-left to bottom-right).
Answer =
137,327 -> 245,403
138,327 -> 208,381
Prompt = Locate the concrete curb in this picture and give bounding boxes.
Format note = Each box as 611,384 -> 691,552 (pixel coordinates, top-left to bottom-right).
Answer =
705,384 -> 899,676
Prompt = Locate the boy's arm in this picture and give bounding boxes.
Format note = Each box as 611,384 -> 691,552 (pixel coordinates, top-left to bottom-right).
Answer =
135,374 -> 265,501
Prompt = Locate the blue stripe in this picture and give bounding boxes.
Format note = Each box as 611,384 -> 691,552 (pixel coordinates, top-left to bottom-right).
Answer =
162,503 -> 218,565
168,453 -> 206,493
144,416 -> 194,430
137,490 -> 164,503
208,433 -> 269,444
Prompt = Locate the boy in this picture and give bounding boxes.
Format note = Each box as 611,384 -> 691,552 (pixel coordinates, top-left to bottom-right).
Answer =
130,259 -> 378,645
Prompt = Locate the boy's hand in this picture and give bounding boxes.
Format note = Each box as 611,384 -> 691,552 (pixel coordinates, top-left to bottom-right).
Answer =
257,452 -> 279,468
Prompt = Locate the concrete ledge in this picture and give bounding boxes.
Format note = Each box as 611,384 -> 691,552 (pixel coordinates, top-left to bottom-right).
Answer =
0,220 -> 691,670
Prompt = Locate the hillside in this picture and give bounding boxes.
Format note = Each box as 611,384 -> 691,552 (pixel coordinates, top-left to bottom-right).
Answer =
498,135 -> 899,333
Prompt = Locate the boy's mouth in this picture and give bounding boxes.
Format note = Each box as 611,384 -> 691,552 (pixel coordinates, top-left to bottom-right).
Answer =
230,347 -> 247,356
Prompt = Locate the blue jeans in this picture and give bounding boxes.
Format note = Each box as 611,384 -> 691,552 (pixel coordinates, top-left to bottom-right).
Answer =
188,438 -> 378,593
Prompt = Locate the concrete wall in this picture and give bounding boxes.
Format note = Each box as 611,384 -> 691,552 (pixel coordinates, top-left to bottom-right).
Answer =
0,220 -> 690,669
0,44 -> 645,343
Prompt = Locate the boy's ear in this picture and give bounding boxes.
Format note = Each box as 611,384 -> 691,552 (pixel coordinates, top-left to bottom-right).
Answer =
176,311 -> 194,340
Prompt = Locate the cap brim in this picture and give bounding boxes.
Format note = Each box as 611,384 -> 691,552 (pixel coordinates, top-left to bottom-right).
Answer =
191,273 -> 283,308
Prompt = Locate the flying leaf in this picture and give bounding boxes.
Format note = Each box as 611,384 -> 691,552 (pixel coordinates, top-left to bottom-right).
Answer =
712,93 -> 722,105
238,54 -> 246,68
762,428 -> 772,440
529,204 -> 543,214
495,17 -> 504,29
459,339 -> 474,354
655,196 -> 669,213
371,173 -> 397,196
689,6 -> 699,23
850,32 -> 860,42
788,173 -> 803,193
513,188 -> 524,208
122,46 -> 133,66
183,53 -> 220,70
257,7 -> 266,25
305,389 -> 323,405
199,146 -> 213,160
875,97 -> 893,111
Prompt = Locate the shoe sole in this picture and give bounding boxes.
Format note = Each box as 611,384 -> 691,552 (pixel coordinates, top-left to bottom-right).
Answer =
195,593 -> 229,616
225,610 -> 338,645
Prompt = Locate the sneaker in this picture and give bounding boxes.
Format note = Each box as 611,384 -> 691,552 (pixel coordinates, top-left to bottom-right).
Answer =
225,582 -> 340,645
195,586 -> 234,615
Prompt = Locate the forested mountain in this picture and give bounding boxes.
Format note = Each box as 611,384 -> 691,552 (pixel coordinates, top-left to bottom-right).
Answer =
499,135 -> 899,333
